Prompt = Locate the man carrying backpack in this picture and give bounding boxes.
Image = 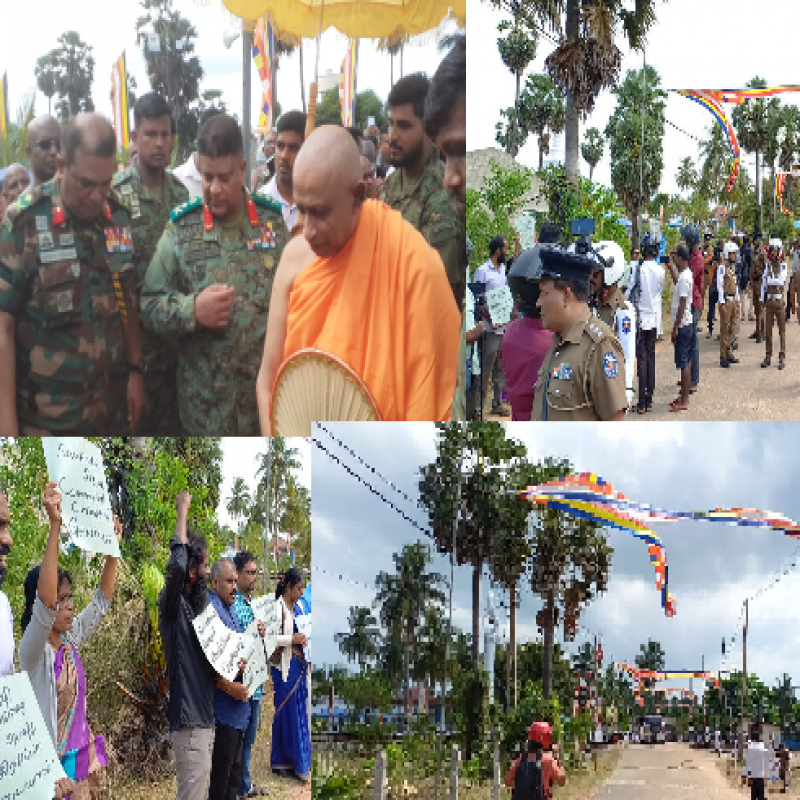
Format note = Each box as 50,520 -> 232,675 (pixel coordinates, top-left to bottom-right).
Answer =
505,721 -> 566,799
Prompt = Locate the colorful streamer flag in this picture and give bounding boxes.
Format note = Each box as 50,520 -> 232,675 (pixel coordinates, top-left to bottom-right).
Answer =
0,72 -> 9,141
111,53 -> 130,150
673,86 -> 800,193
252,13 -> 275,133
520,472 -> 800,617
776,171 -> 800,217
674,90 -> 740,193
340,39 -> 358,127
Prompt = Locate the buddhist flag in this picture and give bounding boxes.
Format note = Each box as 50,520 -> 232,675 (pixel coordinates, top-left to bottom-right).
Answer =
252,13 -> 275,132
0,73 -> 8,141
339,39 -> 358,127
111,53 -> 130,150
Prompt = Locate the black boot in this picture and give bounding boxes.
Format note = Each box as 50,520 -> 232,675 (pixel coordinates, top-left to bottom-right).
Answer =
762,356 -> 771,368
779,356 -> 786,370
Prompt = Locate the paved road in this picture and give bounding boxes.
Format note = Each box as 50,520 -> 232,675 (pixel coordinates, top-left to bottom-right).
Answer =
589,743 -> 745,799
483,314 -> 800,422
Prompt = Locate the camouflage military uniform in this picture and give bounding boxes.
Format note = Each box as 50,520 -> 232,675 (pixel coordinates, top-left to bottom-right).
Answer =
0,178 -> 137,434
112,160 -> 189,435
381,145 -> 465,311
140,190 -> 288,435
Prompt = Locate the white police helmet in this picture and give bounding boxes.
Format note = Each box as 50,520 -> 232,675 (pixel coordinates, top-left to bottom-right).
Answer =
568,240 -> 627,286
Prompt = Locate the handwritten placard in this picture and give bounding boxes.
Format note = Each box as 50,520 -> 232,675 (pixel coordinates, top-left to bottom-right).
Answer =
515,215 -> 537,251
42,439 -> 120,558
485,285 -> 514,326
0,671 -> 68,800
242,619 -> 272,692
192,604 -> 249,682
296,613 -> 312,662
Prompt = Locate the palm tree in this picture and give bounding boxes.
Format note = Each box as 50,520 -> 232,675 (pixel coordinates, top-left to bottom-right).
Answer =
581,126 -> 604,181
699,122 -> 731,206
226,477 -> 250,552
377,37 -> 405,88
496,9 -> 538,157
334,606 -> 381,670
255,438 -> 302,585
773,673 -> 794,734
0,90 -> 35,168
489,0 -> 658,182
517,73 -> 565,169
676,156 -> 697,197
635,639 -> 665,700
374,541 -> 446,721
732,77 -> 782,230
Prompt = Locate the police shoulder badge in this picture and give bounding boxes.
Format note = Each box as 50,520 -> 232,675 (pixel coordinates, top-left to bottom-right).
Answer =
622,316 -> 632,334
602,352 -> 619,379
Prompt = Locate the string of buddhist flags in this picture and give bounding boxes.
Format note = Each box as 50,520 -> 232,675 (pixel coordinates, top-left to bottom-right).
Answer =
339,39 -> 358,127
111,53 -> 130,151
775,171 -> 800,217
673,86 -> 800,192
519,472 -> 800,618
617,663 -> 718,707
252,13 -> 275,132
0,73 -> 7,141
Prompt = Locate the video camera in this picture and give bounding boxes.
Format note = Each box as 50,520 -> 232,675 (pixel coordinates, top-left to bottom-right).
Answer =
570,216 -> 595,256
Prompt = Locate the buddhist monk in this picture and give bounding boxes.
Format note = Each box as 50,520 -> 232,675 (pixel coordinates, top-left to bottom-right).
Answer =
256,125 -> 460,431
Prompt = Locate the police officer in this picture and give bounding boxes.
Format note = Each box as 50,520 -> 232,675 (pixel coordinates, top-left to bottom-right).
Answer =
718,242 -> 741,368
140,113 -> 288,436
531,246 -> 628,421
750,231 -> 767,342
0,114 -> 144,435
761,237 -> 787,370
112,92 -> 189,435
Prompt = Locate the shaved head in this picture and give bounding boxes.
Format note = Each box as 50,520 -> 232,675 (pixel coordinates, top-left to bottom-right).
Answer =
293,126 -> 367,258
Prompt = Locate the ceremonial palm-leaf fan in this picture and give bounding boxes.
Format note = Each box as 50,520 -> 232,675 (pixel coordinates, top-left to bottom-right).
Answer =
270,348 -> 381,436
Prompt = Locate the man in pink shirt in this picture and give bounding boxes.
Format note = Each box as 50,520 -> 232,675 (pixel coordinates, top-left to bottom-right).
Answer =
683,224 -> 704,391
504,247 -> 554,420
505,722 -> 566,799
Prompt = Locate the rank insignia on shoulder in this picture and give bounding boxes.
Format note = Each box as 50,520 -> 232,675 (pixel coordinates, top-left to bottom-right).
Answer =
170,196 -> 203,223
603,352 -> 619,379
252,192 -> 282,214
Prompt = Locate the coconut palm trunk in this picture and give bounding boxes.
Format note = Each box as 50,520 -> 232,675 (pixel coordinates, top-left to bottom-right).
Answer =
299,44 -> 306,114
564,0 -> 581,183
542,589 -> 556,699
510,583 -> 517,707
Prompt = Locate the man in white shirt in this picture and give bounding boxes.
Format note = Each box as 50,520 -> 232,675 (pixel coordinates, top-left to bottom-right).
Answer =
761,237 -> 788,370
256,110 -> 304,234
667,244 -> 694,411
790,237 -> 800,322
634,238 -> 663,413
173,108 -> 225,199
471,236 -> 510,417
0,489 -> 13,676
717,242 -> 741,368
743,728 -> 768,800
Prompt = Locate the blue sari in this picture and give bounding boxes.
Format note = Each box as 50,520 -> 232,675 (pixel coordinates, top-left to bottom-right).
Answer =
270,619 -> 311,781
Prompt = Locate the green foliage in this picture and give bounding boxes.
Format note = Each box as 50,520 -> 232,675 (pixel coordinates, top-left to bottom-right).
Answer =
311,764 -> 368,800
338,669 -> 393,714
604,64 -> 667,243
500,680 -> 560,760
35,31 -> 96,122
497,17 -> 538,77
465,161 -> 533,274
536,163 -> 630,253
0,91 -> 36,169
335,606 -> 382,668
316,87 -> 388,130
676,156 -> 697,196
581,127 -> 605,181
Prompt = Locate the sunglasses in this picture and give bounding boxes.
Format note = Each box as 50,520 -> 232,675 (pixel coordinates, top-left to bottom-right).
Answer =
36,138 -> 61,152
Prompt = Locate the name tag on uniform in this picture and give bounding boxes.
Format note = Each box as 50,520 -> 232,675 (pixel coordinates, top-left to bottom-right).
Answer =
40,247 -> 78,264
105,227 -> 133,253
35,215 -> 49,231
59,233 -> 75,247
38,232 -> 54,250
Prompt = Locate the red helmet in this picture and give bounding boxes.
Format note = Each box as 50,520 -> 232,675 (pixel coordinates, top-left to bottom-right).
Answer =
528,722 -> 552,749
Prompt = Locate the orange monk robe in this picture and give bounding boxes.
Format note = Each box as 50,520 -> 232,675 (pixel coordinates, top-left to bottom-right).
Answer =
282,201 -> 460,421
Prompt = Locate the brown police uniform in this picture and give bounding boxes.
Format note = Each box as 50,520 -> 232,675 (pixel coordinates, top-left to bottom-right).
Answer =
531,310 -> 628,421
596,285 -> 626,330
718,259 -> 739,362
762,259 -> 787,362
751,241 -> 767,339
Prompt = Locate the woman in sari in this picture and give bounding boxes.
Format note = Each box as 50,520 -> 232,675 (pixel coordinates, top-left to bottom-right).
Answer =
18,482 -> 121,800
270,566 -> 310,782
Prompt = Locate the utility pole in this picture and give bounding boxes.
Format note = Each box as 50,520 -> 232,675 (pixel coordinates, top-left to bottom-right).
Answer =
262,437 -> 272,597
242,27 -> 253,189
741,598 -> 748,757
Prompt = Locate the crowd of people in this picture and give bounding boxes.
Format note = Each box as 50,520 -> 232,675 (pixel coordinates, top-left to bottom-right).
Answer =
0,484 -> 310,800
0,35 -> 467,436
467,219 -> 798,420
